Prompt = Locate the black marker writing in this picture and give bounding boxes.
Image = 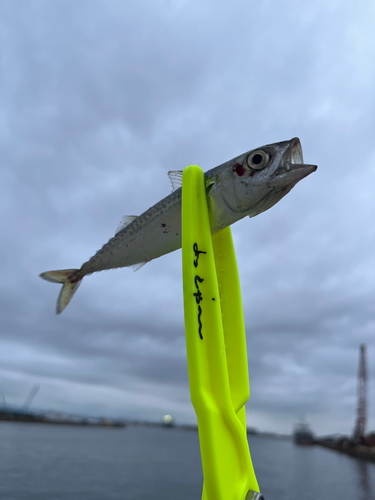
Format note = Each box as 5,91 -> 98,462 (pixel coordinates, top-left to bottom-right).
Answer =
194,275 -> 204,289
193,288 -> 203,304
193,243 -> 207,267
193,242 -> 206,340
193,273 -> 204,340
197,305 -> 203,340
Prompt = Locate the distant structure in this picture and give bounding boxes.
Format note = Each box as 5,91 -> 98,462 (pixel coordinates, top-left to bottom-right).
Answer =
23,384 -> 40,411
162,414 -> 175,427
293,416 -> 314,446
353,344 -> 367,443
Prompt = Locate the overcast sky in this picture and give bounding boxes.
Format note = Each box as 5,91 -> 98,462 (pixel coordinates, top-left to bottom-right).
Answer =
1,0 -> 374,436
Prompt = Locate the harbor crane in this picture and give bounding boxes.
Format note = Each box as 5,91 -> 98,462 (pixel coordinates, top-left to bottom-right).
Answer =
353,344 -> 367,443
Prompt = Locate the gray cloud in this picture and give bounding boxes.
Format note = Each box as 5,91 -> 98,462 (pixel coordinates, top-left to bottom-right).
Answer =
1,0 -> 374,434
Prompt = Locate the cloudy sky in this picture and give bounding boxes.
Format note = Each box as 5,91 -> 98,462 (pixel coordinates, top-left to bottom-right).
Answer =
1,0 -> 374,436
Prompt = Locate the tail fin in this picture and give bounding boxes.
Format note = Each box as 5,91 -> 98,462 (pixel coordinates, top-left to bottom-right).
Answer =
39,269 -> 82,315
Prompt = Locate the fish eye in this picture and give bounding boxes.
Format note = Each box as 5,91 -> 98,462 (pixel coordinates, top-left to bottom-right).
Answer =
247,149 -> 270,170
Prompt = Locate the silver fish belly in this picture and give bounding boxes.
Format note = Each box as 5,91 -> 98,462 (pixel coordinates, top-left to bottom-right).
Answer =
40,137 -> 317,314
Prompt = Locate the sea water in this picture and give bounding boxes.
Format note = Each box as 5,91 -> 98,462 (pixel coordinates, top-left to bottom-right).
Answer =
0,422 -> 374,500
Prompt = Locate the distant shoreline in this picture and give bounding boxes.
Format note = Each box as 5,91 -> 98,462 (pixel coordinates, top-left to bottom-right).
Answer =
0,410 -> 125,428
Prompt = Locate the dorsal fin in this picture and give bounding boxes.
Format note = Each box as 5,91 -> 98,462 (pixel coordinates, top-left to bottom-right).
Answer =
115,215 -> 138,235
168,170 -> 183,192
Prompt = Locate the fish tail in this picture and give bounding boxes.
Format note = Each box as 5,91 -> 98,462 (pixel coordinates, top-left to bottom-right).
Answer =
39,269 -> 82,315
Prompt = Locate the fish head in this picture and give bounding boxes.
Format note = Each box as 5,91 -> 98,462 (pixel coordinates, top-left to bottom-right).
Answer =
207,137 -> 317,230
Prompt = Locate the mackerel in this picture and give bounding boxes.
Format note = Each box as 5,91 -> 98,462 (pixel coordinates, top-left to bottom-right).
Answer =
40,137 -> 317,314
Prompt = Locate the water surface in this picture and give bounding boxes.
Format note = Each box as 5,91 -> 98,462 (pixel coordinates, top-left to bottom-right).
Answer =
1,422 -> 374,499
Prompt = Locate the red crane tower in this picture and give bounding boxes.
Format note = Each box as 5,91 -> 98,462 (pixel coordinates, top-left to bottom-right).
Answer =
353,344 -> 367,443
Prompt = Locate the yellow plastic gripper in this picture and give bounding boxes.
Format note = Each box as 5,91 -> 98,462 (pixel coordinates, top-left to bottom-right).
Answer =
181,164 -> 262,500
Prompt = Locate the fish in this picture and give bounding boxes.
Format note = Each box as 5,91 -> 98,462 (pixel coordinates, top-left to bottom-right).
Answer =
40,137 -> 317,314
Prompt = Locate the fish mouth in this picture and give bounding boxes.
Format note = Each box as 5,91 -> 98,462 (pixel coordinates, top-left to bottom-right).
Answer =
270,137 -> 317,188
